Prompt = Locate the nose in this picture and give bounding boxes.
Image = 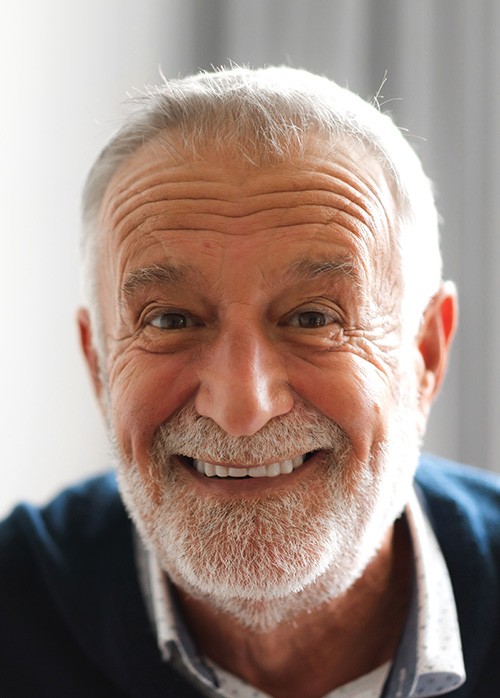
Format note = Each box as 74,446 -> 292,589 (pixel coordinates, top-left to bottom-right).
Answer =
194,324 -> 294,436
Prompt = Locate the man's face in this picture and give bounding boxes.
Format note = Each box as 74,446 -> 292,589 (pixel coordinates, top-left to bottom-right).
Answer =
91,138 -> 425,629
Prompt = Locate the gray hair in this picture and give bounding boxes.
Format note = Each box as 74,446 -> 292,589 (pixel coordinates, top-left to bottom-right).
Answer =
81,65 -> 442,340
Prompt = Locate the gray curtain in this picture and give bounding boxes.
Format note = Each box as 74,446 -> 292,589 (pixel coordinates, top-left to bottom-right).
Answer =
157,0 -> 500,471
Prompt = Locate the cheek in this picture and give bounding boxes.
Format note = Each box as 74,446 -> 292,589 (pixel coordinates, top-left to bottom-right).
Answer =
289,353 -> 397,462
107,352 -> 198,465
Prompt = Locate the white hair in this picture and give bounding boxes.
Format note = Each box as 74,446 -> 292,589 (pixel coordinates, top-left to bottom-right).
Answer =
81,65 -> 442,339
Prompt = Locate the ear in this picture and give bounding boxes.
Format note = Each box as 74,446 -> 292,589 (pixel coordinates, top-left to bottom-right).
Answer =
77,308 -> 104,403
416,281 -> 458,430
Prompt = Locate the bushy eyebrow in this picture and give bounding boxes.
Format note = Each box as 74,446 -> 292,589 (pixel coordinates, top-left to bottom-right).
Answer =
285,256 -> 358,283
122,264 -> 202,298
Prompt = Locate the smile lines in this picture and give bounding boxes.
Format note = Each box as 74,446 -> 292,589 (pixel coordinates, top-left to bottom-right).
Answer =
192,454 -> 308,478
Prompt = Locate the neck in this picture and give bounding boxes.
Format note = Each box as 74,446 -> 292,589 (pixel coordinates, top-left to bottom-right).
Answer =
174,518 -> 412,698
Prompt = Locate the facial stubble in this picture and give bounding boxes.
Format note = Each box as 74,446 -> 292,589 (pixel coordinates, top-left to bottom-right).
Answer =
114,396 -> 419,632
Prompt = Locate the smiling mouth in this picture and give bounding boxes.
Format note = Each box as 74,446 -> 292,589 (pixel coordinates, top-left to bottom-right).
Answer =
180,452 -> 317,478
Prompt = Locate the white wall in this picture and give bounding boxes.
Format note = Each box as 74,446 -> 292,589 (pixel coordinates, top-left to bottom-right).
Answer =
0,0 -> 193,516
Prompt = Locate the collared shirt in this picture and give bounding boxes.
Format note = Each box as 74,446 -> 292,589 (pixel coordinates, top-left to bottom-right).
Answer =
136,487 -> 466,697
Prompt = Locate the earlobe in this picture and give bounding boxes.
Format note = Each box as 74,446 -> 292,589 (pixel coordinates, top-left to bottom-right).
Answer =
77,308 -> 104,402
416,281 -> 458,427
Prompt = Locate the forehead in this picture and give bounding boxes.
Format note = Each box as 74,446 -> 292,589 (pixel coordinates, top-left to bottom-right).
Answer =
97,136 -> 398,296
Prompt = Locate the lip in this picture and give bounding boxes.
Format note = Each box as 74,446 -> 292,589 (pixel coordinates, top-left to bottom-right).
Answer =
174,450 -> 327,495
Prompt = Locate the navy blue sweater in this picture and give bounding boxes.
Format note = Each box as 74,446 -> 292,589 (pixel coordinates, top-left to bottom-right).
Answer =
1,455 -> 500,696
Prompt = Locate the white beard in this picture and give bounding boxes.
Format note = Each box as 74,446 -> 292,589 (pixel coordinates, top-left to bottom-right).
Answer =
111,382 -> 421,633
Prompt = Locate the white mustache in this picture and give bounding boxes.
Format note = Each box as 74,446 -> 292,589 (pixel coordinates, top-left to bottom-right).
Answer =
151,402 -> 351,467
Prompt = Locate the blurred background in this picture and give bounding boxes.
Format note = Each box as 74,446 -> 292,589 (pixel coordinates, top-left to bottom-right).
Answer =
1,0 -> 499,516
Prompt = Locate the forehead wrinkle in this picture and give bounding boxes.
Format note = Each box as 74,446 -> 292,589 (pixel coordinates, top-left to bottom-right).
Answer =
101,158 -> 394,282
103,156 -> 384,231
107,181 -> 231,228
108,181 -> 369,218
109,196 -> 376,246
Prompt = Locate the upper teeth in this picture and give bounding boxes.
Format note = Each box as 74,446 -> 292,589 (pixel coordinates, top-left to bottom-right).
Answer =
194,455 -> 306,478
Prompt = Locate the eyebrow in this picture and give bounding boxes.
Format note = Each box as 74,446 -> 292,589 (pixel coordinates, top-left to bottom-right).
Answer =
285,256 -> 357,283
121,255 -> 357,301
122,264 -> 202,297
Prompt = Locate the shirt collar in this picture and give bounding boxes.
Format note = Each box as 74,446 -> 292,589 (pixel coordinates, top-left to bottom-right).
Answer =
135,485 -> 466,698
381,487 -> 465,697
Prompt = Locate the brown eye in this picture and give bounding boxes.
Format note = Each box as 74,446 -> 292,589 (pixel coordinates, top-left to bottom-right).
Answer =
150,313 -> 191,329
297,311 -> 328,328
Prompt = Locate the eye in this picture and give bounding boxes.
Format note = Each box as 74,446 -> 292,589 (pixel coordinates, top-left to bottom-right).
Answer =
296,311 -> 329,328
149,312 -> 198,330
284,310 -> 339,329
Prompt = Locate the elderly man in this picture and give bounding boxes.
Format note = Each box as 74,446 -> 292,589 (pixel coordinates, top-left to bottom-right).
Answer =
1,66 -> 500,697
